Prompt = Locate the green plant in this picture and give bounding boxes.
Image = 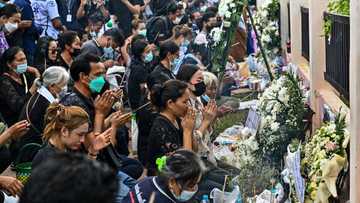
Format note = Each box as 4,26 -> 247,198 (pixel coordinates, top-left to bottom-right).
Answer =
323,0 -> 349,37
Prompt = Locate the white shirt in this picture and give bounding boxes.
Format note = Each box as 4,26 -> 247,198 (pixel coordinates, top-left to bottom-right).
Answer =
31,0 -> 60,39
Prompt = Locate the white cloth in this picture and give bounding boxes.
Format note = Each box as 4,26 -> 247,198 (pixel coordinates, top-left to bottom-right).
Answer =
37,86 -> 56,103
31,0 -> 60,39
194,31 -> 208,45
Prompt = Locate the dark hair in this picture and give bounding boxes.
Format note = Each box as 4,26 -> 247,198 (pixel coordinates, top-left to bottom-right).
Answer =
70,53 -> 100,81
34,36 -> 56,69
19,152 -> 118,203
150,80 -> 188,111
89,13 -> 106,24
198,11 -> 216,30
206,6 -> 218,14
0,46 -> 23,73
131,34 -> 146,45
172,25 -> 192,39
0,4 -> 19,18
176,64 -> 200,83
58,31 -> 78,50
159,150 -> 205,187
131,38 -> 148,59
166,1 -> 178,15
159,41 -> 179,60
103,28 -> 125,48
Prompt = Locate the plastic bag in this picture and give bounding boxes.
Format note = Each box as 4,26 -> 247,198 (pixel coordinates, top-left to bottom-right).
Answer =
130,114 -> 138,153
210,186 -> 240,203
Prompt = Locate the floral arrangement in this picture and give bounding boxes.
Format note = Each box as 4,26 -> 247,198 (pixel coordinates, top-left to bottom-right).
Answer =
257,73 -> 306,162
211,0 -> 244,72
301,113 -> 349,201
253,0 -> 281,58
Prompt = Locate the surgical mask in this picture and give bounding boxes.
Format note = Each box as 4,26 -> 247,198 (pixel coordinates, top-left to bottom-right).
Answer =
0,3 -> 5,8
58,85 -> 68,98
89,76 -> 106,93
138,29 -> 147,37
172,58 -> 181,70
201,94 -> 210,102
173,17 -> 182,25
90,31 -> 97,39
144,52 -> 153,63
4,22 -> 18,33
192,81 -> 206,96
171,186 -> 198,202
71,48 -> 81,58
182,39 -> 190,47
16,63 -> 28,74
103,47 -> 114,60
200,5 -> 207,12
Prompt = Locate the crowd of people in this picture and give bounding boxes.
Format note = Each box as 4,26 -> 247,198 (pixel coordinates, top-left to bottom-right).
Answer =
0,0 -> 247,202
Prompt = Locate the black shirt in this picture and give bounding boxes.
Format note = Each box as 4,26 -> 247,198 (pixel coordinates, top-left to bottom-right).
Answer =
55,55 -> 71,71
122,177 -> 181,203
151,16 -> 174,44
11,93 -> 51,159
56,0 -> 84,32
108,0 -> 144,37
150,0 -> 170,16
147,114 -> 183,175
32,143 -> 59,168
80,39 -> 104,58
147,63 -> 175,90
61,87 -> 95,122
126,57 -> 150,110
0,73 -> 34,126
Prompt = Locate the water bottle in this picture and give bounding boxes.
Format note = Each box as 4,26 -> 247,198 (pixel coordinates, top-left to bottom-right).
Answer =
236,193 -> 242,203
201,194 -> 210,203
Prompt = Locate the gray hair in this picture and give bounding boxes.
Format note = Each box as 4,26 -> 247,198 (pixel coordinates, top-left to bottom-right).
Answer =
39,66 -> 69,87
203,71 -> 218,88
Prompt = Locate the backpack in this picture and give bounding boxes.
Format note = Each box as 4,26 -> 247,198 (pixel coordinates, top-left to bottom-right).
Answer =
146,16 -> 169,43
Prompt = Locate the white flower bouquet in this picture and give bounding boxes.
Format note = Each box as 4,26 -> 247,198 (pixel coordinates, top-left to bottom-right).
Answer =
257,73 -> 306,162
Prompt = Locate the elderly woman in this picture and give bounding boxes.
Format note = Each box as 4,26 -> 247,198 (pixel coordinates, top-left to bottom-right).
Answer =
202,71 -> 233,116
10,66 -> 69,161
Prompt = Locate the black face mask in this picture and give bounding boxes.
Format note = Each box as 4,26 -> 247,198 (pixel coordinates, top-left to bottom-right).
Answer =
72,48 -> 81,58
192,81 -> 206,96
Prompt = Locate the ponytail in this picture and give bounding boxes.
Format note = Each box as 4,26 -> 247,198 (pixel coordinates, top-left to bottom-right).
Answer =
43,103 -> 89,141
150,80 -> 188,112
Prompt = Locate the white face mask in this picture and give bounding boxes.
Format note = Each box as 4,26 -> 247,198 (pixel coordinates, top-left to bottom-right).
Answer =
4,22 -> 18,33
171,185 -> 198,202
173,16 -> 183,25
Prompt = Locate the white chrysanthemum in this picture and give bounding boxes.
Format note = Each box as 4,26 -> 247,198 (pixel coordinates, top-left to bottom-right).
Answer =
210,27 -> 223,43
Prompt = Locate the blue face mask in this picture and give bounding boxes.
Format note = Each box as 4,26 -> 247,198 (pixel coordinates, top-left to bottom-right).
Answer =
171,58 -> 181,70
171,186 -> 198,202
144,52 -> 153,63
138,29 -> 147,37
0,3 -> 5,8
201,94 -> 210,102
16,63 -> 28,74
182,40 -> 190,47
103,47 -> 114,60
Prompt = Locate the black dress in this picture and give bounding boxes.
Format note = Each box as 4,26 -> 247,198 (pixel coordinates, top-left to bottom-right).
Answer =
147,114 -> 183,175
10,93 -> 51,161
0,73 -> 34,126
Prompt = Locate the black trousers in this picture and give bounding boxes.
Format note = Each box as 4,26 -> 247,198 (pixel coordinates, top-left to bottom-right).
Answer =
0,146 -> 11,173
136,108 -> 155,165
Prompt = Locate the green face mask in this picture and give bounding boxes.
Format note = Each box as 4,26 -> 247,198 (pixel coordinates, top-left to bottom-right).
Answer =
89,76 -> 106,93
